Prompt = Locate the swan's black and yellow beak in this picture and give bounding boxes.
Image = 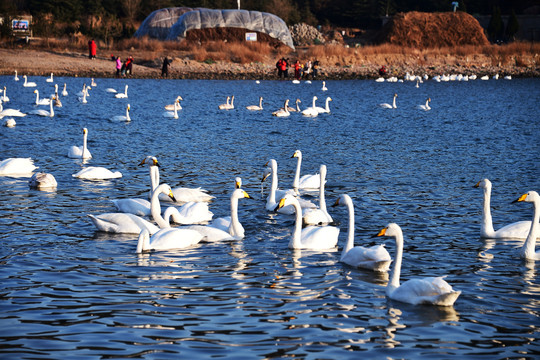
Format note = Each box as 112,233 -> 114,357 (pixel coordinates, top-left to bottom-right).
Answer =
168,190 -> 177,202
274,197 -> 286,212
375,227 -> 388,237
473,181 -> 481,188
512,193 -> 527,203
235,179 -> 242,189
331,198 -> 340,207
242,190 -> 252,199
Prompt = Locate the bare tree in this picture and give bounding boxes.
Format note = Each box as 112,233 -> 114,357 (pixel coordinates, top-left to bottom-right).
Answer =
122,0 -> 142,26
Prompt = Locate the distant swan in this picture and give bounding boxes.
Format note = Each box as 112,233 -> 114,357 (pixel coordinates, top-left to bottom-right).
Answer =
291,149 -> 320,190
418,97 -> 431,111
379,93 -> 397,109
0,158 -> 38,176
276,194 -> 339,250
218,96 -> 230,110
514,191 -> 540,260
272,99 -> 290,117
164,96 -> 183,110
287,98 -> 301,112
314,96 -> 332,114
23,75 -> 36,87
29,172 -> 57,190
321,81 -> 328,91
46,73 -> 54,83
377,223 -> 461,306
474,179 -> 535,239
68,128 -> 92,159
91,78 -> 97,87
2,86 -> 10,102
334,194 -> 391,271
301,96 -> 319,117
163,100 -> 179,118
78,87 -> 88,103
62,83 -> 68,96
34,90 -> 51,105
111,104 -> 131,121
115,85 -> 128,98
302,165 -> 333,226
14,70 -> 19,81
246,96 -> 263,111
73,166 -> 122,180
29,97 -> 55,117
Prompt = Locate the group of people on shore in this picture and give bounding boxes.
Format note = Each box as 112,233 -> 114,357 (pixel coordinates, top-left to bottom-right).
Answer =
110,55 -> 134,77
276,58 -> 320,80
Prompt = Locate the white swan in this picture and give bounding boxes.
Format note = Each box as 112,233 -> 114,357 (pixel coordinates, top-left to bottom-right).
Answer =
23,75 -> 36,87
262,158 -> 315,214
286,98 -> 302,112
112,198 -> 151,217
291,149 -> 320,190
73,166 -> 122,180
53,85 -> 62,107
76,84 -> 90,97
377,223 -> 461,306
2,86 -> 10,102
301,96 -> 319,117
0,102 -> 26,118
302,165 -> 333,225
379,93 -> 397,109
163,101 -> 179,118
514,191 -> 540,260
314,96 -> 332,114
164,96 -> 183,110
166,201 -> 214,225
14,70 -> 19,81
115,85 -> 128,98
46,73 -> 54,83
481,75 -> 489,80
418,97 -> 431,111
28,172 -> 57,190
91,78 -> 97,87
218,96 -> 230,110
34,90 -> 51,105
111,104 -> 131,121
272,99 -> 290,117
78,87 -> 88,103
276,194 -> 339,250
0,158 -> 38,176
105,87 -> 117,93
68,128 -> 92,159
321,81 -> 328,91
334,194 -> 391,271
29,97 -> 54,117
474,179 -> 535,239
136,227 -> 203,253
246,97 -> 263,111
3,118 -> 16,127
200,188 -> 252,240
62,83 -> 68,96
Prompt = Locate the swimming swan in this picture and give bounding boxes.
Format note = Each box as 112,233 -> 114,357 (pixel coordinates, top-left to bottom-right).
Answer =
321,81 -> 328,91
514,191 -> 540,260
314,97 -> 332,114
14,70 -> 19,81
246,97 -> 263,111
291,149 -> 321,190
28,172 -> 57,190
302,165 -> 333,225
34,90 -> 51,105
46,73 -> 54,83
272,99 -> 290,117
62,83 -> 68,96
23,75 -> 36,87
78,87 -> 88,103
2,86 -> 10,102
166,201 -> 214,225
111,104 -> 131,121
73,166 -> 122,180
29,97 -> 55,117
53,85 -> 62,107
68,128 -> 92,159
376,223 -> 461,306
379,93 -> 397,109
334,194 -> 391,271
286,99 -> 302,112
474,179 -> 535,239
219,95 -> 234,110
163,100 -> 179,118
418,97 -> 431,111
276,194 -> 339,250
0,158 -> 38,176
0,102 -> 26,118
164,96 -> 183,110
115,85 -> 128,98
3,118 -> 16,127
136,227 -> 203,253
301,96 -> 319,117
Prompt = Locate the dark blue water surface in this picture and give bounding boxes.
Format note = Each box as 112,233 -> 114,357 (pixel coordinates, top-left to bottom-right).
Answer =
0,75 -> 539,359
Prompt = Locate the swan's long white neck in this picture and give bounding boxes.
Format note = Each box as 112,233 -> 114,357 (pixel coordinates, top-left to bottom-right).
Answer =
392,95 -> 397,108
258,97 -> 263,108
341,196 -> 355,260
149,165 -> 159,193
150,184 -> 171,229
267,160 -> 279,205
136,230 -> 150,253
293,152 -> 302,189
82,130 -> 89,158
174,101 -> 178,117
387,229 -> 403,294
289,198 -> 303,249
295,100 -> 301,112
311,97 -> 317,108
521,196 -> 539,259
126,106 -> 131,121
35,90 -> 40,104
228,192 -> 243,238
325,98 -> 331,111
319,165 -> 327,212
49,100 -> 54,117
481,183 -> 495,237
123,85 -> 128,96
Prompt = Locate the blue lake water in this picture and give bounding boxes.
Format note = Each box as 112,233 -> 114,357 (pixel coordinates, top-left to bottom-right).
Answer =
0,75 -> 539,359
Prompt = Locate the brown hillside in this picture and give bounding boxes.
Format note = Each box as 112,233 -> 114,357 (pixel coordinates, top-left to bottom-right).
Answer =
376,11 -> 490,48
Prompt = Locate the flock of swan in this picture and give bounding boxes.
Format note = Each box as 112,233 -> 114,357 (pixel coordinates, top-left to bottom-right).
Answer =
0,72 -> 538,309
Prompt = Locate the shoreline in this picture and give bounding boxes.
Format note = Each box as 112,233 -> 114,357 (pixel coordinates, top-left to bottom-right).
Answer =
1,48 -> 539,80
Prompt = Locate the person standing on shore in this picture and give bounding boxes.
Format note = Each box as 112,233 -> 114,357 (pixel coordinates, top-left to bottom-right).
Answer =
88,39 -> 96,59
115,56 -> 122,77
293,60 -> 301,80
304,60 -> 312,79
126,55 -> 133,76
161,57 -> 171,77
312,60 -> 320,79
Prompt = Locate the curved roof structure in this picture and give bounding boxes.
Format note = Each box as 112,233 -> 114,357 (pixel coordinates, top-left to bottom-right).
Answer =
135,8 -> 294,49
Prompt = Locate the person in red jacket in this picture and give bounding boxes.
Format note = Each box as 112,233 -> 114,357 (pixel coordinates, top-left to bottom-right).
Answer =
88,39 -> 97,59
